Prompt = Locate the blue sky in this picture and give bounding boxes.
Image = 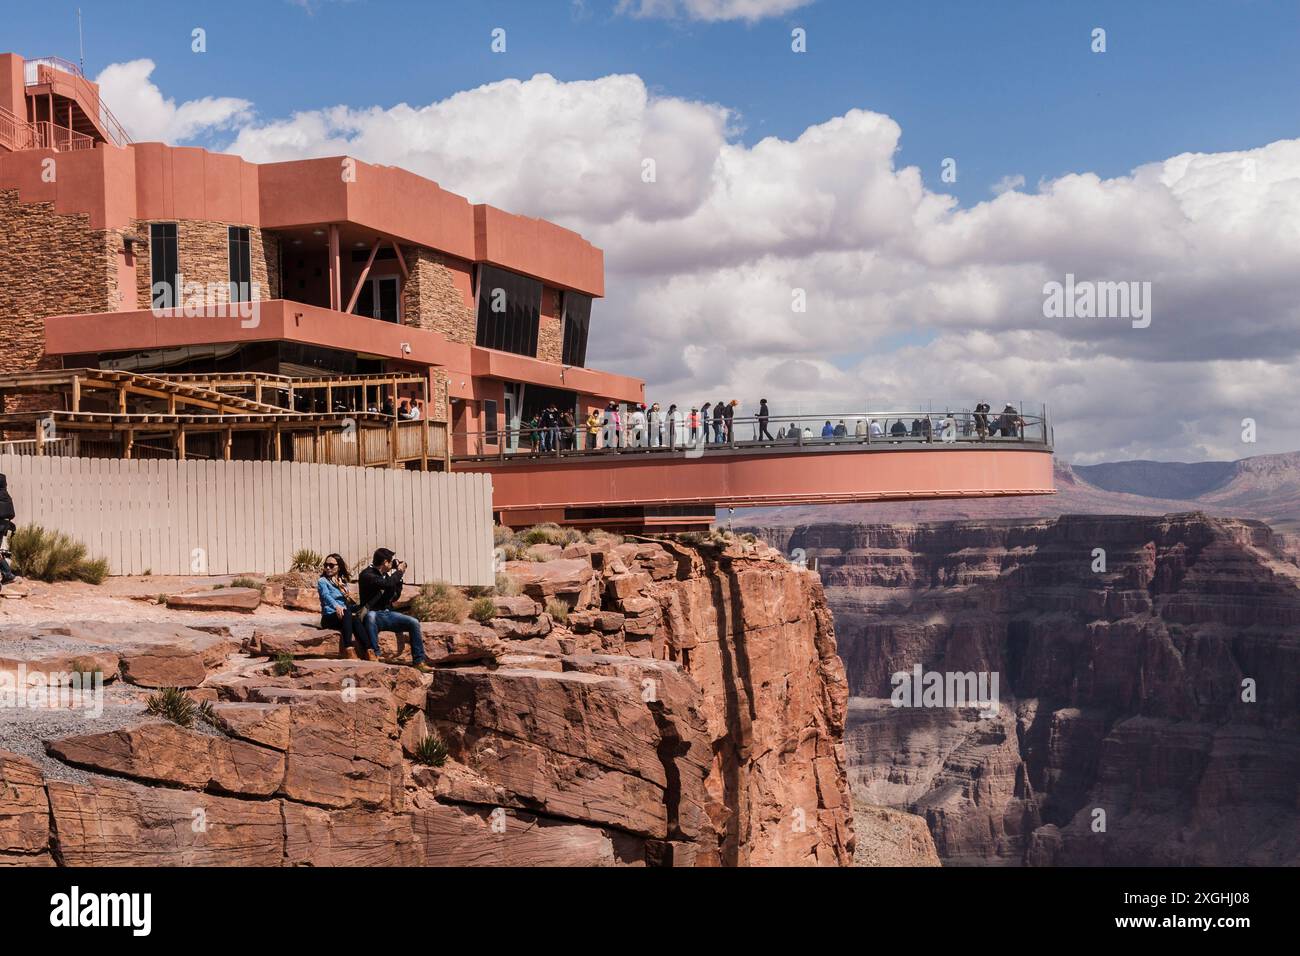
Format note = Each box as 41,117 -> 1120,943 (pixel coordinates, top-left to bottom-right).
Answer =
11,0 -> 1299,205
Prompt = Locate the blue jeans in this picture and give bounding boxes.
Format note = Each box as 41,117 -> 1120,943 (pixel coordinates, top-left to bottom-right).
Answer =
366,609 -> 425,663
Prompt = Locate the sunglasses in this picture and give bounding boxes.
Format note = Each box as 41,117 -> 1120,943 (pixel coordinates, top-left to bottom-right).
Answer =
324,562 -> 338,568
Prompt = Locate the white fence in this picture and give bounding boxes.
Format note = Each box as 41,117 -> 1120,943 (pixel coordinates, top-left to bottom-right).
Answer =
0,455 -> 494,587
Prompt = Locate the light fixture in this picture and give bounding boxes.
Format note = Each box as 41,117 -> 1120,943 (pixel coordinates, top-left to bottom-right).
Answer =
312,229 -> 325,237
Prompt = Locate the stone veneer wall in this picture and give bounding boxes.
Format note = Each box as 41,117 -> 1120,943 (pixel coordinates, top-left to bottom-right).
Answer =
402,247 -> 475,344
0,188 -> 120,424
537,286 -> 563,364
132,219 -> 280,308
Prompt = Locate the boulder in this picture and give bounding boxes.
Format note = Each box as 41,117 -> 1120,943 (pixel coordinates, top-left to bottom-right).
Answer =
256,687 -> 402,811
209,702 -> 291,751
490,615 -> 553,640
48,779 -> 284,866
250,624 -> 339,658
491,595 -> 542,619
420,622 -> 505,665
166,587 -> 262,613
46,720 -> 284,797
0,752 -> 49,859
280,587 -> 320,613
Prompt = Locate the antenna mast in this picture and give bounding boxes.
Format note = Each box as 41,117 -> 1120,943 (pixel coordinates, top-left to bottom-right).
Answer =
78,8 -> 85,72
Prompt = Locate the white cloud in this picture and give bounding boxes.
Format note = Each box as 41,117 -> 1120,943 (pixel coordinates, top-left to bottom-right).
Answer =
94,60 -> 251,144
991,173 -> 1025,195
616,0 -> 814,22
101,63 -> 1300,462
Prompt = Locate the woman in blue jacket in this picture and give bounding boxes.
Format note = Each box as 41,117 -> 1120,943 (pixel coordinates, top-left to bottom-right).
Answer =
317,554 -> 368,659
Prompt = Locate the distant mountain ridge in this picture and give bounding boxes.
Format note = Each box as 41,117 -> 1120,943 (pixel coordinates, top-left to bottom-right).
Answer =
733,451 -> 1300,536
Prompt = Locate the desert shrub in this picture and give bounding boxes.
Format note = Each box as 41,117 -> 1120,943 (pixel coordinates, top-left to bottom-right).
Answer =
145,687 -> 198,727
272,652 -> 294,677
493,524 -> 514,547
230,576 -> 264,592
494,571 -> 521,597
519,523 -> 582,547
585,529 -> 624,547
408,581 -> 468,623
413,733 -> 449,767
468,596 -> 497,624
8,525 -> 109,584
500,541 -> 526,562
289,549 -> 324,573
545,597 -> 570,625
397,704 -> 420,727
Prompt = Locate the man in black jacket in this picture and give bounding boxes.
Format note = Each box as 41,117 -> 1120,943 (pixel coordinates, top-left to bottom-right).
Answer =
0,473 -> 17,585
359,548 -> 429,671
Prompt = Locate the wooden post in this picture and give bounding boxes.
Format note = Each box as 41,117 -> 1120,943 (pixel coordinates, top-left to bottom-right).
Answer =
223,428 -> 233,461
255,381 -> 263,406
313,426 -> 322,463
34,420 -> 45,456
326,383 -> 334,414
273,422 -> 282,461
118,387 -> 127,414
123,428 -> 134,460
177,427 -> 187,461
168,394 -> 176,414
70,377 -> 81,413
420,419 -> 429,471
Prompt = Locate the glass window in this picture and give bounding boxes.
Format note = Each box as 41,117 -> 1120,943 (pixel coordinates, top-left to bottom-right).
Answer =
149,223 -> 179,309
475,265 -> 541,356
561,292 -> 592,367
228,227 -> 252,302
484,399 -> 498,445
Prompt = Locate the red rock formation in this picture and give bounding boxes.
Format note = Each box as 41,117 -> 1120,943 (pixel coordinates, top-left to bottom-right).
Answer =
0,536 -> 853,867
789,513 -> 1300,865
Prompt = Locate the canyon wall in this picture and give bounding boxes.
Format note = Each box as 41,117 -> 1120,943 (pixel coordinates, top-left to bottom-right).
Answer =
0,536 -> 852,867
770,513 -> 1300,866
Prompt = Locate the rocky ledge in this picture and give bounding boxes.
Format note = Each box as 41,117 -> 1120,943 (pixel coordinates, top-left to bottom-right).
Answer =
0,536 -> 852,867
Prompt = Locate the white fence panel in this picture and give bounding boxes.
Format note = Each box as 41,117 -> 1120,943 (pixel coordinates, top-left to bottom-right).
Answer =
0,455 -> 493,586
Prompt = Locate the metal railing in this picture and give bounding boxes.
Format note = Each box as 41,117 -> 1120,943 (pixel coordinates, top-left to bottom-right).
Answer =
453,407 -> 1051,461
25,56 -> 133,147
0,104 -> 35,151
31,120 -> 96,152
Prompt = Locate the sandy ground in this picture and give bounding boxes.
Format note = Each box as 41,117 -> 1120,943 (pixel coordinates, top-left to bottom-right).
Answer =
0,574 -> 310,626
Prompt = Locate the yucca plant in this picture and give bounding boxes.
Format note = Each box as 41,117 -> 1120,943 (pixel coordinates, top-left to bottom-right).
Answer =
145,687 -> 198,727
396,704 -> 420,727
289,549 -> 324,573
7,525 -> 109,584
412,733 -> 449,767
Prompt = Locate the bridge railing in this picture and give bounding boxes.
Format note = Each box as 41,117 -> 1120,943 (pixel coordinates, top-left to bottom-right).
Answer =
453,408 -> 1051,462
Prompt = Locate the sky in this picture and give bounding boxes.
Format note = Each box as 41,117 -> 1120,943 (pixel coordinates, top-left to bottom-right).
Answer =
10,0 -> 1300,464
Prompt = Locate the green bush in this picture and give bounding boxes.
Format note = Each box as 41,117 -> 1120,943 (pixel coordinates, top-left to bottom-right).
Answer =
230,576 -> 264,592
408,581 -> 468,623
145,687 -> 198,727
413,733 -> 449,767
7,525 -> 109,584
519,523 -> 582,547
272,652 -> 294,677
289,549 -> 324,573
397,704 -> 420,727
468,596 -> 497,624
585,529 -> 625,547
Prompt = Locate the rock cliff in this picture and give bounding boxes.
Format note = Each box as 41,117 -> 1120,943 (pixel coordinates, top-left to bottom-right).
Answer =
0,536 -> 852,867
778,513 -> 1300,866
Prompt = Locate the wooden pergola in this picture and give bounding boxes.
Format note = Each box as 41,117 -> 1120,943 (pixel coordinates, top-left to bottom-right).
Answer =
0,369 -> 448,470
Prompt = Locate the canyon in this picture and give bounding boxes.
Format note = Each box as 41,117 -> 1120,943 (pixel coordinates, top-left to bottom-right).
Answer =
755,513 -> 1300,865
0,536 -> 852,867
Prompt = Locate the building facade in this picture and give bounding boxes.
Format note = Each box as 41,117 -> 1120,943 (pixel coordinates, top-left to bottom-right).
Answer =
0,52 -> 643,455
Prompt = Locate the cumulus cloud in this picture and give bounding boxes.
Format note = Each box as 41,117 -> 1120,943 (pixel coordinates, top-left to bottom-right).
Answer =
102,62 -> 1300,462
616,0 -> 814,23
991,173 -> 1025,195
94,60 -> 251,144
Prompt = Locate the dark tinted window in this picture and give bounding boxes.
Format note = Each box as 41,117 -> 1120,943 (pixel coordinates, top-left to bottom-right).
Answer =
149,223 -> 179,309
475,265 -> 540,356
484,399 -> 498,444
228,226 -> 251,302
561,292 -> 592,367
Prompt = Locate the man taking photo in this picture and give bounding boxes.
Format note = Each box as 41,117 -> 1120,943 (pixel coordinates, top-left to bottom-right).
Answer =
359,548 -> 430,672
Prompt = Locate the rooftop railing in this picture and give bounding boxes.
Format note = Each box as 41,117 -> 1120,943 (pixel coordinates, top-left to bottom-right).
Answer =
24,55 -> 133,147
453,407 -> 1052,462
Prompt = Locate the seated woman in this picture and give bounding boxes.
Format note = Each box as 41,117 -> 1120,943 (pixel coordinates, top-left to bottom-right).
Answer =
317,554 -> 368,659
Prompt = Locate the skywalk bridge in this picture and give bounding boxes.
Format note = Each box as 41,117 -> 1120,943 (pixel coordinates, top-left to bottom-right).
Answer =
453,407 -> 1056,531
